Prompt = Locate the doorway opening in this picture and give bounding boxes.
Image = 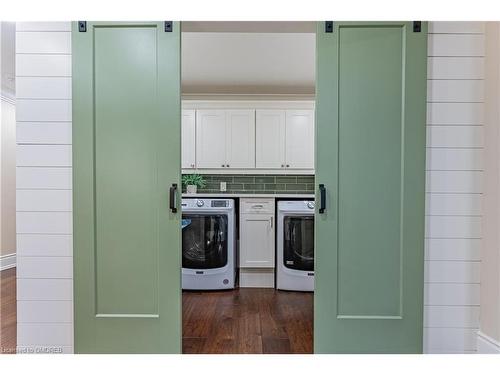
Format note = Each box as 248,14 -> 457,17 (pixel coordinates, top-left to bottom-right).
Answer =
179,22 -> 316,354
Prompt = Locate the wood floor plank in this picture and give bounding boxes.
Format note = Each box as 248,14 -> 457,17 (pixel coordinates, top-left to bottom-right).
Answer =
1,268 -> 17,354
262,337 -> 292,354
182,338 -> 207,354
182,288 -> 313,354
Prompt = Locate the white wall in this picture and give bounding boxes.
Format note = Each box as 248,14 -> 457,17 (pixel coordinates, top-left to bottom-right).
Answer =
181,32 -> 315,95
424,22 -> 484,353
14,21 -> 485,354
1,97 -> 17,268
1,21 -> 17,270
478,22 -> 500,354
15,22 -> 73,354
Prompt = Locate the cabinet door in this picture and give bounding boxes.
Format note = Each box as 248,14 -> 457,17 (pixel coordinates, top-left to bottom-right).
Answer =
196,110 -> 227,168
181,109 -> 196,169
285,109 -> 314,169
226,110 -> 255,168
256,110 -> 286,169
240,214 -> 275,268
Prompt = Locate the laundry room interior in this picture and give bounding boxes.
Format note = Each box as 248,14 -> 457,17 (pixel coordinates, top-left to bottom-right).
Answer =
179,22 -> 316,354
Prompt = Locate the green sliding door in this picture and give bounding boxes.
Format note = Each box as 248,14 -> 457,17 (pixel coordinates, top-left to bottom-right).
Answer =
315,22 -> 427,353
72,21 -> 181,353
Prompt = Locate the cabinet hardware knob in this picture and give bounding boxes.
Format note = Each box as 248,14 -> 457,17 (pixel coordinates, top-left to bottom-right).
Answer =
286,164 -> 290,167
281,164 -> 285,168
226,164 -> 230,167
221,164 -> 225,167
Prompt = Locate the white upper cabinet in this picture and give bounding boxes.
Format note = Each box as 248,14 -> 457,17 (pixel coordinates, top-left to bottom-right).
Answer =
255,109 -> 314,170
226,110 -> 256,169
181,110 -> 196,169
285,110 -> 314,169
256,110 -> 286,169
185,102 -> 315,173
196,110 -> 227,168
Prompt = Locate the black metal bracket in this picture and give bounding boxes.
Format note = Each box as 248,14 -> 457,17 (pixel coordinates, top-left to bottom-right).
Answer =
78,21 -> 87,32
319,184 -> 326,214
325,21 -> 333,33
164,21 -> 173,32
413,21 -> 422,33
169,183 -> 178,213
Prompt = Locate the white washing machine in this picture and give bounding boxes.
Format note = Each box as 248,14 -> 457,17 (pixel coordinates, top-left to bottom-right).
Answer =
181,198 -> 236,290
277,200 -> 315,291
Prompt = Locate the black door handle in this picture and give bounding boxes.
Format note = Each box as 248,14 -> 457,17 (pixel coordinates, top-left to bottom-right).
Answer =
169,183 -> 178,213
319,184 -> 326,214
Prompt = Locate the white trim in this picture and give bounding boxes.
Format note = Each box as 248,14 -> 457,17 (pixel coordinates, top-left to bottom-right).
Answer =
181,99 -> 315,110
0,253 -> 16,271
477,331 -> 500,354
239,268 -> 275,288
182,168 -> 314,175
1,93 -> 16,105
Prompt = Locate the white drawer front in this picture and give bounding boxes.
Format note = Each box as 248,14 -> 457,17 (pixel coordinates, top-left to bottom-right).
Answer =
240,198 -> 275,214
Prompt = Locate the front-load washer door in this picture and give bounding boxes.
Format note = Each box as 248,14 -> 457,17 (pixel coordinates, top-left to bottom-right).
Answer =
283,216 -> 314,271
182,214 -> 228,269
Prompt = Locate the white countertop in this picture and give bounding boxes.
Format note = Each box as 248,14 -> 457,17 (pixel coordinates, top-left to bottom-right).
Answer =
182,193 -> 315,199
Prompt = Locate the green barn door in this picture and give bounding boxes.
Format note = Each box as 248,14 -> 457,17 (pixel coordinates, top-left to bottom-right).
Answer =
72,21 -> 181,353
315,22 -> 427,353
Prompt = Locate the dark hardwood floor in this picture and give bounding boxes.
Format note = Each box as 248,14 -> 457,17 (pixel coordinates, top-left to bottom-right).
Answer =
1,268 -> 16,354
183,288 -> 313,354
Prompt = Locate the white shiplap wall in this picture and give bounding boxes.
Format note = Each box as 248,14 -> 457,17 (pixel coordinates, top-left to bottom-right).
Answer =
424,22 -> 484,354
15,22 -> 73,354
15,21 -> 484,354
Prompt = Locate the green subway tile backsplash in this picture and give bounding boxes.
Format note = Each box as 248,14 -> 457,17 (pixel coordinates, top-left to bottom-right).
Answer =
182,174 -> 315,194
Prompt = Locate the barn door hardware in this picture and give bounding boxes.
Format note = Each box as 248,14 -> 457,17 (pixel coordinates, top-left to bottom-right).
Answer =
169,183 -> 178,213
319,184 -> 326,214
164,21 -> 173,32
325,21 -> 334,33
78,21 -> 87,32
413,21 -> 422,32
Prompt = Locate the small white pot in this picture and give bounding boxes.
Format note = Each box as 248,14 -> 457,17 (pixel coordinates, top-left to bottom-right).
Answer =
186,185 -> 197,194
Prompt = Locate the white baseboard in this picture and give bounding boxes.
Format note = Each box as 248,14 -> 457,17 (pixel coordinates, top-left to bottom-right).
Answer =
477,331 -> 500,354
239,268 -> 274,288
0,253 -> 16,271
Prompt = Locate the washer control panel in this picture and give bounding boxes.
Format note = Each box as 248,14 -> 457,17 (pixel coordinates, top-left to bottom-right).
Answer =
211,200 -> 228,208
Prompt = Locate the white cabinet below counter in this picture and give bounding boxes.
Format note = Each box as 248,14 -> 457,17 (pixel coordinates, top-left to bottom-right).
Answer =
239,198 -> 276,288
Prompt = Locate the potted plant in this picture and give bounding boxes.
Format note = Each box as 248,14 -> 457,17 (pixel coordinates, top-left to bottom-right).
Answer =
182,174 -> 207,194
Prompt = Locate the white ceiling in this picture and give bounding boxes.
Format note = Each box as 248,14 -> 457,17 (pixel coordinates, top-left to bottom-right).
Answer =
1,22 -> 15,98
181,32 -> 315,95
